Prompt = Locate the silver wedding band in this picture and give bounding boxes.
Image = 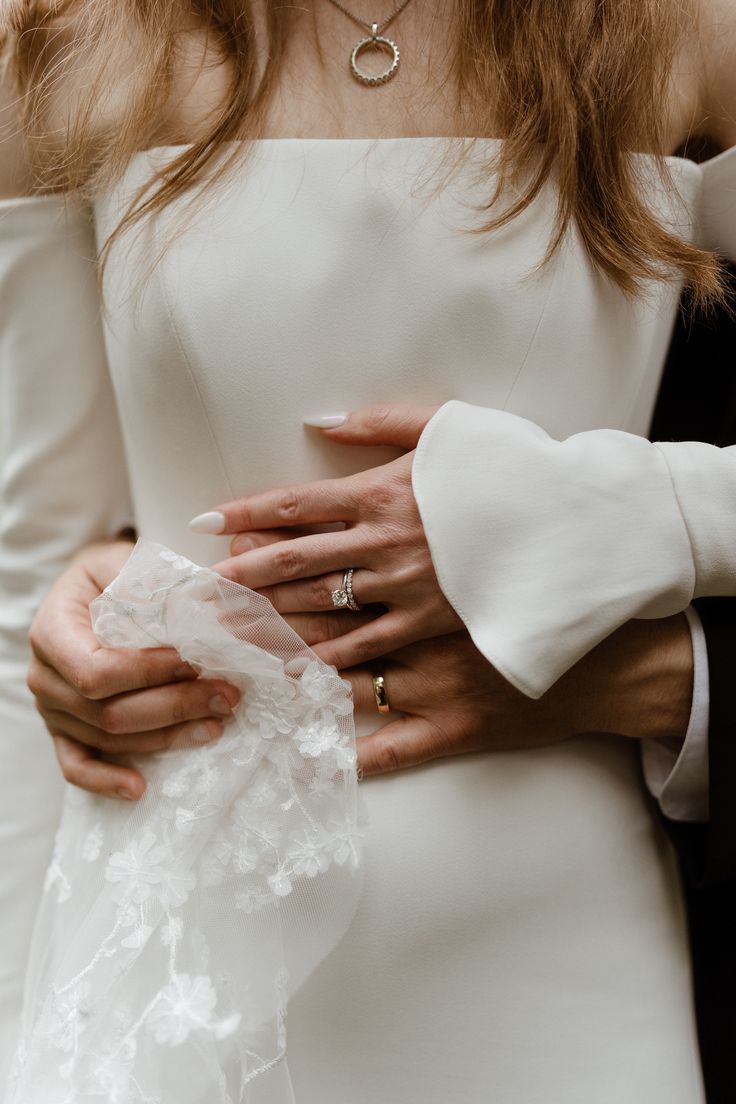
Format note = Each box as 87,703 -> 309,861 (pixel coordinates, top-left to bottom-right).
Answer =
331,567 -> 362,611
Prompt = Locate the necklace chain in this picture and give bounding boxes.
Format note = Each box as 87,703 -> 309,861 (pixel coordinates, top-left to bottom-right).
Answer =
325,0 -> 414,36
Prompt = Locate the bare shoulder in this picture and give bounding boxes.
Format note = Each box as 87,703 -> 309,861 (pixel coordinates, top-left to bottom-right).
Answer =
695,0 -> 736,148
0,57 -> 34,197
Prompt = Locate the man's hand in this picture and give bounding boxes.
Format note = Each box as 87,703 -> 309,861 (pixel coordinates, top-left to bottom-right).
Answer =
28,541 -> 240,800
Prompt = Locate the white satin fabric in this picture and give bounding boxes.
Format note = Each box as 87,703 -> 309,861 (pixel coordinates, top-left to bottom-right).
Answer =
0,137 -> 723,1100
412,145 -> 736,698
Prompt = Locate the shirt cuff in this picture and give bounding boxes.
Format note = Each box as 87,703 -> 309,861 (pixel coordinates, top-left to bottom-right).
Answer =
642,605 -> 710,822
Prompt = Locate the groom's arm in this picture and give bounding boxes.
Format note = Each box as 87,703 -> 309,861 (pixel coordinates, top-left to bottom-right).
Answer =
650,262 -> 736,883
648,259 -> 736,1104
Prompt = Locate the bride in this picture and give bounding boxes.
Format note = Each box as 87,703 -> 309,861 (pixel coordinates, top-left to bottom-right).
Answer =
1,0 -> 735,1099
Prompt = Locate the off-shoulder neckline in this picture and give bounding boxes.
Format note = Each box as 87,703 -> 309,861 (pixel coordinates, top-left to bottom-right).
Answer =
127,134 -> 736,175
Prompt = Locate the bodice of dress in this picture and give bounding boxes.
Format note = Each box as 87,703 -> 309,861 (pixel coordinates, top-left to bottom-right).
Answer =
94,138 -> 702,569
82,138 -> 715,1101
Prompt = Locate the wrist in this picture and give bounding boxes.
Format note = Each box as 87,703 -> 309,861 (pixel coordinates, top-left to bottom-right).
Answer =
562,615 -> 694,743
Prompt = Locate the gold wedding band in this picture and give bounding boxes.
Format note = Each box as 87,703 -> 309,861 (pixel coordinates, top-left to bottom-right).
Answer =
372,672 -> 391,715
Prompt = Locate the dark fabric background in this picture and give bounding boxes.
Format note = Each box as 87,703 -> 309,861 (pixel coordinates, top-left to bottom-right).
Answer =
650,265 -> 736,1103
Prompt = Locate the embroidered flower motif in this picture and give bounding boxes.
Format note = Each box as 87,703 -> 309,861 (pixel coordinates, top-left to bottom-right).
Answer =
245,677 -> 302,739
194,761 -> 220,796
159,550 -> 201,574
105,831 -> 169,905
82,823 -> 104,863
11,542 -> 362,1104
288,828 -> 332,879
300,661 -> 352,715
157,866 -> 196,909
147,974 -> 218,1046
49,982 -> 91,1053
296,712 -> 341,758
163,771 -> 191,799
44,857 -> 72,904
267,872 -> 293,897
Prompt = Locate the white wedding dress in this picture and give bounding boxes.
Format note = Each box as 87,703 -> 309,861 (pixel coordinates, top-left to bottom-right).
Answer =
2,136 -> 736,1101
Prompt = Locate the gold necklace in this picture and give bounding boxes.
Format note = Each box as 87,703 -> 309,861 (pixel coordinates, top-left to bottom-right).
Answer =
325,0 -> 416,86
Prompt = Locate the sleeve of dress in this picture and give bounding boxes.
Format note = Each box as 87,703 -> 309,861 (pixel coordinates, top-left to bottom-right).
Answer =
0,194 -> 132,1091
0,194 -> 133,645
413,146 -> 736,700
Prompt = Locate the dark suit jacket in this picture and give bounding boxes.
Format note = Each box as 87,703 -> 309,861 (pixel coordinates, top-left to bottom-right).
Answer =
650,265 -> 736,1103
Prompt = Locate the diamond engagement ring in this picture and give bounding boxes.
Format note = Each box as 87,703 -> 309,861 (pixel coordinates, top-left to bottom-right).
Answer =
331,568 -> 362,611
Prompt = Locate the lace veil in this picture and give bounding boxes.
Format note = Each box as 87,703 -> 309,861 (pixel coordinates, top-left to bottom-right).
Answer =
7,541 -> 363,1103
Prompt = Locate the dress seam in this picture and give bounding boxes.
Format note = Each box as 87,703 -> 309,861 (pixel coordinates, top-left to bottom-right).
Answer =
155,225 -> 237,501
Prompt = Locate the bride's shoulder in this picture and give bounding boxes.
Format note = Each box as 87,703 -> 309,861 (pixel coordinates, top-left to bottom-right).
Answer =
692,0 -> 736,148
1,13 -> 230,182
0,57 -> 33,197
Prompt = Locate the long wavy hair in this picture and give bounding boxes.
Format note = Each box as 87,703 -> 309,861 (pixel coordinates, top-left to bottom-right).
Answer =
0,0 -> 724,305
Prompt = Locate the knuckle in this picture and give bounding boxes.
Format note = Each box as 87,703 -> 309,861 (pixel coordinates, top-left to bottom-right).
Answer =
352,635 -> 382,664
308,580 -> 333,608
28,620 -> 43,656
97,702 -> 124,735
158,726 -> 180,751
276,489 -> 302,523
140,658 -> 165,690
74,666 -> 104,700
365,482 -> 394,514
365,405 -> 392,434
26,662 -> 42,699
62,763 -> 79,785
273,546 -> 305,580
170,694 -> 188,726
372,738 -> 401,774
232,503 -> 252,532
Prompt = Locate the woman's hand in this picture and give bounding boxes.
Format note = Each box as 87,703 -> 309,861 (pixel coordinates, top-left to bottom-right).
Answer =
200,404 -> 463,669
309,614 -> 694,776
28,540 -> 241,801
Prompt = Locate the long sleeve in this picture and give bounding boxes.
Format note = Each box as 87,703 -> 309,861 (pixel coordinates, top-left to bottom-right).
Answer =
0,195 -> 132,1092
413,147 -> 736,700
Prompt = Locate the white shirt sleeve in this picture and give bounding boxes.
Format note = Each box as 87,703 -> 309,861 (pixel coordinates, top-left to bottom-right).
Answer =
642,606 -> 710,822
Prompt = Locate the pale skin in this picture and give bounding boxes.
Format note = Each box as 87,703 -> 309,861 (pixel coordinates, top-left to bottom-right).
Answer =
4,0 -> 736,798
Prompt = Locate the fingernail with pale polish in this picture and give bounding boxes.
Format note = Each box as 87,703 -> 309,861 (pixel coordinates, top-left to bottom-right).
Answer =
189,511 -> 226,534
303,414 -> 347,429
116,788 -> 135,800
209,694 -> 234,717
231,536 -> 255,555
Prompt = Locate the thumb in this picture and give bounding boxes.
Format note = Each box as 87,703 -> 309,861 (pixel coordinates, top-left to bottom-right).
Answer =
306,404 -> 442,450
357,715 -> 443,776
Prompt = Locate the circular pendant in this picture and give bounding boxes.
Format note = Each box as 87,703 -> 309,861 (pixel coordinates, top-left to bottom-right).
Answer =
350,34 -> 400,86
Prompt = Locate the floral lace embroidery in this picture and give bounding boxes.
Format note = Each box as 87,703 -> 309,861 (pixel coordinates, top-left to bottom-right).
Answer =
8,541 -> 363,1104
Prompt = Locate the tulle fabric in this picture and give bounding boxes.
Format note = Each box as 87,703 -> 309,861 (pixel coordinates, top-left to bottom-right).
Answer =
7,541 -> 363,1104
